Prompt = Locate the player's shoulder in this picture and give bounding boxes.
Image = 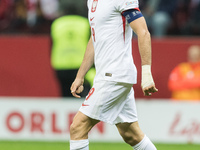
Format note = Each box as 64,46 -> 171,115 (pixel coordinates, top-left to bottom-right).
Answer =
115,0 -> 139,11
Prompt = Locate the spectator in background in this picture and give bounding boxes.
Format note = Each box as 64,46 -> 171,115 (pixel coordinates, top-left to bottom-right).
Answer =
169,0 -> 200,35
168,45 -> 200,100
26,0 -> 59,33
51,1 -> 95,97
0,0 -> 60,34
142,0 -> 178,37
59,0 -> 87,17
180,0 -> 200,35
0,0 -> 14,32
0,0 -> 30,33
11,0 -> 28,32
26,0 -> 59,27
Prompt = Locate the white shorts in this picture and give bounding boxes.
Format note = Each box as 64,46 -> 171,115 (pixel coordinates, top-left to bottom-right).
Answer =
79,81 -> 138,125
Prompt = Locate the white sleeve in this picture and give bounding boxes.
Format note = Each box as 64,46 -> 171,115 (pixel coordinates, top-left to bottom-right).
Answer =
115,0 -> 139,12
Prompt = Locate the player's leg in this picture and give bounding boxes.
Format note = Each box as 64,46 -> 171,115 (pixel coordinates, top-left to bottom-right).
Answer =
116,121 -> 157,150
70,111 -> 99,150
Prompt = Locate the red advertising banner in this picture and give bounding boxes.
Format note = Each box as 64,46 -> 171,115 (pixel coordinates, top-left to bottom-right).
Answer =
0,36 -> 60,97
0,36 -> 199,98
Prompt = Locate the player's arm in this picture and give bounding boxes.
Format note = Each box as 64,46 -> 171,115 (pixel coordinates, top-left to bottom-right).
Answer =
70,36 -> 94,98
131,17 -> 158,96
123,9 -> 158,96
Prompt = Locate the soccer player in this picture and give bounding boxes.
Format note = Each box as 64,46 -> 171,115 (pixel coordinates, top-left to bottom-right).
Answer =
70,0 -> 158,150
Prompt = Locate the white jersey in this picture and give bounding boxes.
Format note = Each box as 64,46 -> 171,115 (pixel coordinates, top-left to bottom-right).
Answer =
88,0 -> 139,84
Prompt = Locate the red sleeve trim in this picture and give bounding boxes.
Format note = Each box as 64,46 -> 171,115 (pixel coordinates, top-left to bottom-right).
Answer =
121,7 -> 140,15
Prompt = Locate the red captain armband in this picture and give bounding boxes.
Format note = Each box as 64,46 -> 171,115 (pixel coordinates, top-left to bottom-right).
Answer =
122,9 -> 143,24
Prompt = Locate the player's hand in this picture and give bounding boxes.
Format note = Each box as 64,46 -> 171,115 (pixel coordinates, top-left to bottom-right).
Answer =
141,65 -> 158,96
142,84 -> 158,96
70,78 -> 84,98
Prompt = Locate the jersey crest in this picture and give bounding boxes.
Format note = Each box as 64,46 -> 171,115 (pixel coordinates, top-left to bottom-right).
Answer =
91,0 -> 98,13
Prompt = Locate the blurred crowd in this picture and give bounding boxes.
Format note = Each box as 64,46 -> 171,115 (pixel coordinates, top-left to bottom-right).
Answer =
140,0 -> 200,37
0,0 -> 88,34
0,0 -> 200,36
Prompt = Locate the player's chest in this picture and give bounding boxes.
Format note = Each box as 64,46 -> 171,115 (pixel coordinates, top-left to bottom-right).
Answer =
88,0 -> 117,25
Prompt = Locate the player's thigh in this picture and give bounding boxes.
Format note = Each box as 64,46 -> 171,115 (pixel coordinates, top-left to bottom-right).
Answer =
70,111 -> 100,140
116,121 -> 144,142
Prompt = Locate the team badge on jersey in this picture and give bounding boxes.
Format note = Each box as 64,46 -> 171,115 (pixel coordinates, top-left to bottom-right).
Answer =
91,0 -> 98,13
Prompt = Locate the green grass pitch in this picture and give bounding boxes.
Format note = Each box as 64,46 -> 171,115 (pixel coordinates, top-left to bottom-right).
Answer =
0,141 -> 200,150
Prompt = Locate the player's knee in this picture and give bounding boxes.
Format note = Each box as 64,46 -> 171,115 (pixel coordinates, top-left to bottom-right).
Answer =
121,131 -> 141,146
70,123 -> 82,140
70,119 -> 89,140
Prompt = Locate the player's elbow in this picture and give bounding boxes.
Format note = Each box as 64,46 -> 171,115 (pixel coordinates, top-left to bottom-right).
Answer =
137,29 -> 151,39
